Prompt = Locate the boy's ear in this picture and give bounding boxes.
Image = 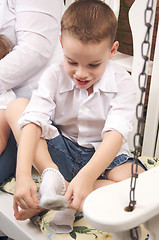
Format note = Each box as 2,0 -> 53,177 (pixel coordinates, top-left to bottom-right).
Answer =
109,41 -> 119,60
59,35 -> 63,48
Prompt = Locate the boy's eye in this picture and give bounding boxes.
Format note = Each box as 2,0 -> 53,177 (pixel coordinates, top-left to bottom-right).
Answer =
89,63 -> 100,68
68,61 -> 78,66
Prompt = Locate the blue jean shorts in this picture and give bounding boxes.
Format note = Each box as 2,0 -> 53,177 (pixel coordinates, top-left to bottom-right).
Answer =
46,134 -> 146,182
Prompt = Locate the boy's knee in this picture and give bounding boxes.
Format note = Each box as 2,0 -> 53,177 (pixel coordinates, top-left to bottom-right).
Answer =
106,163 -> 132,182
5,98 -> 29,121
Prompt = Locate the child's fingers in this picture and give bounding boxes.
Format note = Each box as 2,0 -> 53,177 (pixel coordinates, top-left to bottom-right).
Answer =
64,185 -> 84,211
31,187 -> 40,205
25,195 -> 39,209
16,195 -> 38,209
64,186 -> 73,201
13,200 -> 20,220
79,200 -> 84,212
16,198 -> 28,210
69,195 -> 82,211
14,188 -> 39,210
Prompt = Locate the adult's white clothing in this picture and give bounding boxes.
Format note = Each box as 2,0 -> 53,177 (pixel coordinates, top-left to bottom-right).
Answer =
0,0 -> 63,99
19,60 -> 136,156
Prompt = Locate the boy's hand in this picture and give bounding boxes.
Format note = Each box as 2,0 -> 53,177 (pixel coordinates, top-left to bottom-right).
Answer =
64,172 -> 95,212
13,175 -> 40,219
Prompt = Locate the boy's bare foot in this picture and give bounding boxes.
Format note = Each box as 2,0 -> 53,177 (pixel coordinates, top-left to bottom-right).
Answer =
15,207 -> 44,221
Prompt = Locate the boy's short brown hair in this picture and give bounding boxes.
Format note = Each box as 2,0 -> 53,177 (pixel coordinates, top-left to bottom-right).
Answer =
61,0 -> 117,45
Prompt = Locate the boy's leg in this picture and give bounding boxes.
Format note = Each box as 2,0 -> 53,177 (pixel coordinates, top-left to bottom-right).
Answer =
6,98 -> 66,175
6,98 -> 29,143
0,97 -> 17,185
94,162 -> 145,190
106,162 -> 145,182
6,99 -> 69,219
0,131 -> 17,185
0,90 -> 16,154
0,109 -> 11,154
6,98 -> 60,173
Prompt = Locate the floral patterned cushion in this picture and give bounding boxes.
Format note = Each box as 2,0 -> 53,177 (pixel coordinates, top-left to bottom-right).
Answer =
1,156 -> 158,240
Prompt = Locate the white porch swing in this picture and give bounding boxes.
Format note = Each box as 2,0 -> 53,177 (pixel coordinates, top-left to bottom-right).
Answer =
83,0 -> 159,239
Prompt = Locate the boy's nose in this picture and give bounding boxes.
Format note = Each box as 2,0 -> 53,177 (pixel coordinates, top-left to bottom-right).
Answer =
76,67 -> 88,79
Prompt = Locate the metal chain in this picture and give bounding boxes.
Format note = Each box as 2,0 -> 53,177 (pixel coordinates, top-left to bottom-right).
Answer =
130,227 -> 140,240
125,0 -> 155,239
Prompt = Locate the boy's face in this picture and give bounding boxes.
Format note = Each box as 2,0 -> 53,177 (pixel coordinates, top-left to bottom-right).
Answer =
61,34 -> 118,95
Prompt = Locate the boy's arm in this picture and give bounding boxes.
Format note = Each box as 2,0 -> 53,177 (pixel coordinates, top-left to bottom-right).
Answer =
65,130 -> 123,211
14,123 -> 42,217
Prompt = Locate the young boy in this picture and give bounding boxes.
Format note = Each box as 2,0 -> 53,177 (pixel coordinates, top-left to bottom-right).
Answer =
6,0 -> 146,229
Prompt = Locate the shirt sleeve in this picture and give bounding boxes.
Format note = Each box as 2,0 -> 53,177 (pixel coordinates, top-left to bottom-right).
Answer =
0,0 -> 63,93
102,72 -> 136,141
18,64 -> 60,139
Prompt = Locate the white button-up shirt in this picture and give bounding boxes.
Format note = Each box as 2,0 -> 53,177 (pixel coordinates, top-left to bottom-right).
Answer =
19,60 -> 136,156
0,0 -> 63,99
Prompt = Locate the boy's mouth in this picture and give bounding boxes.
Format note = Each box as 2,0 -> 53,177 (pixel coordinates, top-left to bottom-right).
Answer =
75,78 -> 90,85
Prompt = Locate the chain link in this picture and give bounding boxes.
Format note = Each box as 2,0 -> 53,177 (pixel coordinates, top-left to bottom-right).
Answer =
130,227 -> 140,240
126,0 -> 155,239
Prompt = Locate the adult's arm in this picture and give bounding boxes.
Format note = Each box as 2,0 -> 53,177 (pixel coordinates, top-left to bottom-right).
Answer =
0,0 -> 63,93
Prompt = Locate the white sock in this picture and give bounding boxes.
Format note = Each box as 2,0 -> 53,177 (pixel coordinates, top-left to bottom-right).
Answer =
49,209 -> 76,233
38,168 -> 69,211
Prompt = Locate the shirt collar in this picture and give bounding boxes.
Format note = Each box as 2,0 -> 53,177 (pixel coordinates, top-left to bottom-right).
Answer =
60,60 -> 118,94
59,64 -> 75,93
94,61 -> 118,93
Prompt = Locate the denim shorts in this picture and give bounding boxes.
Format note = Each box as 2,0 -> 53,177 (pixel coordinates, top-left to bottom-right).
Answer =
46,134 -> 147,182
